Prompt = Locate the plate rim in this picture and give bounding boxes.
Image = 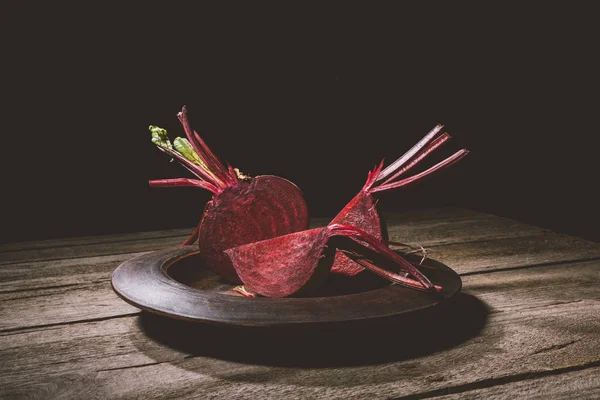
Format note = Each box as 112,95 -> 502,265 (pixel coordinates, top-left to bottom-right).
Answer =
111,246 -> 462,327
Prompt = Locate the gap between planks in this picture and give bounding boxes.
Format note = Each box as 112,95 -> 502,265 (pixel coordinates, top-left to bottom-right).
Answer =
2,253 -> 599,335
2,207 -> 484,252
391,360 -> 600,400
0,210 -> 548,267
0,208 -> 516,261
1,228 -> 598,332
1,259 -> 599,398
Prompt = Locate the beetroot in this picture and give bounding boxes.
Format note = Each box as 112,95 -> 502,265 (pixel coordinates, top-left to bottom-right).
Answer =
148,106 -> 309,283
225,224 -> 439,298
330,125 -> 469,276
196,175 -> 309,283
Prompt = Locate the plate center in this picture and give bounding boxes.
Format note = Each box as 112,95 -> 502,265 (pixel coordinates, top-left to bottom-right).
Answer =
165,252 -> 392,297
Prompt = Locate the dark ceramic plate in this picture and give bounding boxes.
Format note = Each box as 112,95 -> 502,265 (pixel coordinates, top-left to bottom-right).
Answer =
111,246 -> 461,327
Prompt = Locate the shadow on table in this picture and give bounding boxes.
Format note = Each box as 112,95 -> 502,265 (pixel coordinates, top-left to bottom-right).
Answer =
137,292 -> 489,369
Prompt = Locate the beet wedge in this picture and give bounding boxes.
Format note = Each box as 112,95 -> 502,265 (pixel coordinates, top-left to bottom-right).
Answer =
330,125 -> 469,276
225,224 -> 439,298
148,106 -> 309,283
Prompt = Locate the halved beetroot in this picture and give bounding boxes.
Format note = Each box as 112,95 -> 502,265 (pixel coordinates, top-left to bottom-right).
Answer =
225,224 -> 439,298
330,125 -> 469,276
197,175 -> 309,283
148,106 -> 309,283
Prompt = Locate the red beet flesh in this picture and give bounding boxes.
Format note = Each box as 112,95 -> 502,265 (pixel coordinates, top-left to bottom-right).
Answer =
149,106 -> 309,283
149,110 -> 466,293
225,228 -> 334,298
198,175 -> 309,283
330,125 -> 469,276
330,189 -> 384,276
225,224 -> 438,298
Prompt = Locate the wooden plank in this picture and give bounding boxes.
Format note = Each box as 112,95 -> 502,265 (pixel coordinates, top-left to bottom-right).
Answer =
1,259 -> 599,399
384,211 -> 548,247
429,232 -> 600,275
433,366 -> 600,400
0,228 -> 194,253
0,208 -> 485,253
2,229 -> 594,292
0,208 -> 541,265
0,282 -> 139,331
0,252 -> 149,293
0,230 -> 597,332
1,209 -> 597,397
0,235 -> 189,266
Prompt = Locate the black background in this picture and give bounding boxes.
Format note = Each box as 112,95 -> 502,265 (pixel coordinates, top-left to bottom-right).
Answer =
2,2 -> 598,244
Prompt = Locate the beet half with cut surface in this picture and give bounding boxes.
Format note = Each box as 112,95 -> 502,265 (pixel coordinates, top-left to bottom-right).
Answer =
148,106 -> 309,283
330,125 -> 469,276
197,174 -> 308,283
225,224 -> 440,298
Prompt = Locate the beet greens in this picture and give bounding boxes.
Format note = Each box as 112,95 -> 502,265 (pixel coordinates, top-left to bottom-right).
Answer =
149,106 -> 309,283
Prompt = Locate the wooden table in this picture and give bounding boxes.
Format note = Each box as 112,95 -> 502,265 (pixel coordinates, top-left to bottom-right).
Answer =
1,208 -> 599,399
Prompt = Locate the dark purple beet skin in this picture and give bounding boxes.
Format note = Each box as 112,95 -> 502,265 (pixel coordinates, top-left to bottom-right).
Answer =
198,175 -> 309,283
148,106 -> 309,284
330,125 -> 469,276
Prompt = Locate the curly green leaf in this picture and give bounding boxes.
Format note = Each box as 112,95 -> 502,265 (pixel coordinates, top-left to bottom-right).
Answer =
149,125 -> 173,150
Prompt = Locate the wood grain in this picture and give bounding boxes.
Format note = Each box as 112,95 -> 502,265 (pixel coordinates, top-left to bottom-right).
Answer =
433,366 -> 600,400
1,259 -> 598,399
0,228 -> 194,253
0,235 -> 189,266
429,232 -> 600,275
0,208 -> 538,265
0,207 -> 482,253
1,230 -> 596,332
1,208 -> 598,399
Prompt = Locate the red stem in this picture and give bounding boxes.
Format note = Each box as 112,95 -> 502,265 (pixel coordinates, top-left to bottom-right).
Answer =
181,225 -> 200,246
384,240 -> 436,270
155,146 -> 223,190
148,178 -> 219,194
362,159 -> 386,192
375,124 -> 444,183
227,164 -> 239,183
177,106 -> 234,187
194,129 -> 237,186
371,149 -> 469,193
353,258 -> 442,291
379,132 -> 451,186
328,224 -> 436,291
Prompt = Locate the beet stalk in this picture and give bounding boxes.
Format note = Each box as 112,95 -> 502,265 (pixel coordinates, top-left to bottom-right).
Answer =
148,106 -> 309,283
330,125 -> 469,276
225,224 -> 440,298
